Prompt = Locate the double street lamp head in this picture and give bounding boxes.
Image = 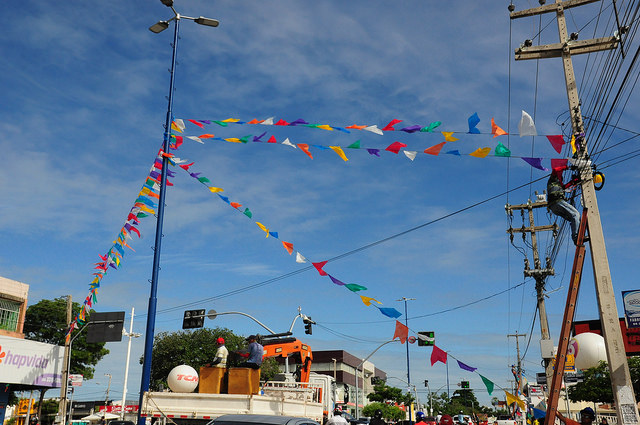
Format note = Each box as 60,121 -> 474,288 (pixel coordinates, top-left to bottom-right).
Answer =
194,17 -> 219,27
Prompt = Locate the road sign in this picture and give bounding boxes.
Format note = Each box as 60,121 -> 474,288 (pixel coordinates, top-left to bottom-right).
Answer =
69,374 -> 83,387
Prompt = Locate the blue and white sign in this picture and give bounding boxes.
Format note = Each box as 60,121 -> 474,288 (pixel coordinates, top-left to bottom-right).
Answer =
622,290 -> 640,329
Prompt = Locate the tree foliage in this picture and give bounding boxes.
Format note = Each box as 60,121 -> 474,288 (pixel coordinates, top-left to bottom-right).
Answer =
568,357 -> 640,403
367,382 -> 414,405
144,327 -> 281,390
362,402 -> 406,421
24,296 -> 109,379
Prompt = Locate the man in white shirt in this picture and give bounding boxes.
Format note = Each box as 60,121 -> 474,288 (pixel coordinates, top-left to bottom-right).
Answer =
327,409 -> 349,425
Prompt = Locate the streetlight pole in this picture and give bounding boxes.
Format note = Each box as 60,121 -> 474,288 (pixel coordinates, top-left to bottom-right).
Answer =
397,297 -> 415,422
138,4 -> 218,425
121,308 -> 141,420
355,340 -> 399,420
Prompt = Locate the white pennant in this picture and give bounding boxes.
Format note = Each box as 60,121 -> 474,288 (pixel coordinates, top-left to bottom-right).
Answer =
296,252 -> 307,263
282,138 -> 297,148
363,125 -> 384,135
403,151 -> 417,161
173,119 -> 186,131
260,117 -> 275,125
518,110 -> 537,137
187,136 -> 204,144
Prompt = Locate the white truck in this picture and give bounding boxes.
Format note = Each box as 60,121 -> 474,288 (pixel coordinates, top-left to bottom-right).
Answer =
140,373 -> 336,425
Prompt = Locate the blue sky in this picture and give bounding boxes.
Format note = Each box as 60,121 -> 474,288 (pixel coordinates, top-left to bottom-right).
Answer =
2,0 -> 640,409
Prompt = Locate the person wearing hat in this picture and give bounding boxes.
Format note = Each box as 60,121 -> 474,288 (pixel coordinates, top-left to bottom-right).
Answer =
327,409 -> 348,425
557,407 -> 596,425
238,335 -> 263,369
206,337 -> 229,368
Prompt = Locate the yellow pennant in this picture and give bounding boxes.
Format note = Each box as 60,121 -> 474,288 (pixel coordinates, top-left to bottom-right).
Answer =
329,146 -> 349,161
256,222 -> 269,237
225,138 -> 242,143
442,131 -> 459,142
209,186 -> 224,193
469,147 -> 491,158
222,118 -> 241,123
316,124 -> 334,131
360,295 -> 381,306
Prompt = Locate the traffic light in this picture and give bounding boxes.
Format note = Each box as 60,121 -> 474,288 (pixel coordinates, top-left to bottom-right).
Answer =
424,380 -> 429,387
418,331 -> 435,346
182,309 -> 205,329
460,380 -> 470,389
303,316 -> 315,335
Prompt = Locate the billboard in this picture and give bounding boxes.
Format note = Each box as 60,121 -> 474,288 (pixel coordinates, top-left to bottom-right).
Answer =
0,335 -> 64,387
573,318 -> 640,356
622,290 -> 640,329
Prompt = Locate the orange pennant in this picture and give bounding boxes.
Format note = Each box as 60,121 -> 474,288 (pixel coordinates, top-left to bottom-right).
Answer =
346,124 -> 366,130
297,144 -> 313,159
282,241 -> 294,255
424,142 -> 447,156
491,118 -> 508,138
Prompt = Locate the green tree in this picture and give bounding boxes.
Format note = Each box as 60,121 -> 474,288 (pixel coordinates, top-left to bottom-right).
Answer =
568,357 -> 640,403
367,382 -> 415,405
362,402 -> 406,421
23,296 -> 109,421
143,328 -> 282,390
450,389 -> 480,413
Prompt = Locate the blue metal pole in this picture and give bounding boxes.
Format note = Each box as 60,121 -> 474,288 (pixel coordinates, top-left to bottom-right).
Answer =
405,300 -> 412,423
137,16 -> 180,425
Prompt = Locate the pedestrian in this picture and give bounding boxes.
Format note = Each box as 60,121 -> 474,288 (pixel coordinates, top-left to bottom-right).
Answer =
327,409 -> 349,425
557,407 -> 595,425
370,409 -> 386,425
600,418 -> 608,425
547,166 -> 584,245
238,335 -> 264,369
206,337 -> 229,368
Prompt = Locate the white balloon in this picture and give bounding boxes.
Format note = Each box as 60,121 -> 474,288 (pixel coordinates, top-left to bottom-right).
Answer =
569,333 -> 607,370
167,365 -> 199,393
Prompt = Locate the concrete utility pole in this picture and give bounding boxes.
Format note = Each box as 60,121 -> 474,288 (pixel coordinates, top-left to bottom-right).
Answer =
58,295 -> 72,425
511,2 -> 639,425
507,332 -> 527,425
506,198 -> 558,385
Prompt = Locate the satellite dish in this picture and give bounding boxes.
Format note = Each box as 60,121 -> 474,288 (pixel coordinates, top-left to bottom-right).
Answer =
207,309 -> 218,320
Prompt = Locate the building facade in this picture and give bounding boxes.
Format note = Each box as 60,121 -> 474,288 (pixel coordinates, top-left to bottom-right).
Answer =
0,275 -> 29,338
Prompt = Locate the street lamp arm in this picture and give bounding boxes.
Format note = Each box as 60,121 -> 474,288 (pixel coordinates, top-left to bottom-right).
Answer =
211,311 -> 277,334
355,339 -> 400,420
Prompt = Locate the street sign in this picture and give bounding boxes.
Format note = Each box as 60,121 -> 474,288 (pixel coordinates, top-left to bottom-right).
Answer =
418,331 -> 435,346
69,374 -> 83,387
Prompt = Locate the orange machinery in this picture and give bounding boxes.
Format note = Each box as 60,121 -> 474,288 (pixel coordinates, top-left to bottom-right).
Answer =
262,337 -> 313,383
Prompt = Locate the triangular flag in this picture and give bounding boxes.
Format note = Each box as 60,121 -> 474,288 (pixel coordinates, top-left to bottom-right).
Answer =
505,390 -> 525,409
298,144 -> 313,159
518,110 -> 537,136
571,135 -> 577,153
328,275 -> 346,286
295,252 -> 307,263
430,345 -> 448,366
282,242 -> 294,255
491,118 -> 508,138
377,307 -> 402,318
275,119 -> 290,126
404,151 -> 417,161
480,374 -> 494,395
199,134 -> 215,139
546,135 -> 565,154
345,283 -> 367,292
186,136 -> 204,144
256,222 -> 269,236
367,149 -> 381,157
187,119 -> 205,128
422,121 -> 442,132
551,158 -> 568,171
468,112 -> 481,134
495,142 -> 511,157
442,132 -> 459,142
209,187 -> 224,193
316,124 -> 334,131
385,141 -> 407,154
347,140 -> 361,149
282,138 -> 296,148
243,208 -> 252,218
457,360 -> 477,372
446,150 -> 461,156
382,119 -> 402,131
469,147 -> 491,158
267,135 -> 277,143
393,320 -> 409,344
346,124 -> 366,130
260,117 -> 275,125
400,125 -> 422,133
312,261 -> 328,276
330,146 -> 349,161
424,142 -> 447,156
360,295 -> 381,306
522,157 -> 548,171
363,125 -> 383,135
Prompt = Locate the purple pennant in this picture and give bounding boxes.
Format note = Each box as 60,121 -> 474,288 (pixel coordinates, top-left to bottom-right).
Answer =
457,360 -> 477,372
149,171 -> 160,179
253,131 -> 266,142
199,120 -> 211,125
190,172 -> 201,179
328,275 -> 346,286
289,118 -> 309,126
167,169 -> 176,177
522,157 -> 549,171
400,125 -> 422,133
367,148 -> 381,157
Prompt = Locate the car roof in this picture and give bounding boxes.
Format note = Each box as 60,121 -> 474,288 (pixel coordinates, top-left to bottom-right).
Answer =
211,415 -> 320,425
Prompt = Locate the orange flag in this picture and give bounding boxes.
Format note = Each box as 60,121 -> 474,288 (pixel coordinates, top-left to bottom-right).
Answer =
424,142 -> 447,156
282,241 -> 294,255
297,144 -> 313,159
491,118 -> 508,138
393,320 -> 409,344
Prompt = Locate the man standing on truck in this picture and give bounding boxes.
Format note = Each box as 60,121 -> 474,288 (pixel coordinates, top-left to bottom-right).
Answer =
557,407 -> 595,425
206,337 -> 229,368
239,335 -> 263,369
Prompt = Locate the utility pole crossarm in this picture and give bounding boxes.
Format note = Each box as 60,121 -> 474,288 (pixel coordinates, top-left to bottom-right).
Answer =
515,37 -> 619,60
510,0 -> 599,19
507,224 -> 558,234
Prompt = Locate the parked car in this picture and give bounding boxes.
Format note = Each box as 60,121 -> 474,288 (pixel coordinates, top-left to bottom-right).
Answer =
341,412 -> 369,425
208,415 -> 320,425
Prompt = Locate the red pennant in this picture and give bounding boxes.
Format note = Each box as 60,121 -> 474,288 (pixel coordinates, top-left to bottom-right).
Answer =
187,119 -> 205,128
430,345 -> 448,366
382,119 -> 403,131
385,141 -> 407,154
393,320 -> 409,344
546,135 -> 565,154
275,119 -> 290,126
179,162 -> 195,171
267,136 -> 277,143
312,261 -> 328,276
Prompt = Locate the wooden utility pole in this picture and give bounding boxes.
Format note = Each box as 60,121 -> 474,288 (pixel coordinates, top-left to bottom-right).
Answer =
58,295 -> 72,425
511,2 -> 639,425
506,198 -> 558,385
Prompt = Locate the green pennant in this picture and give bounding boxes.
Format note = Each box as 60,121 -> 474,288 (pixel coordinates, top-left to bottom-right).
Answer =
213,121 -> 228,127
240,135 -> 251,143
495,142 -> 511,157
480,374 -> 494,395
137,212 -> 149,218
243,208 -> 252,218
347,140 -> 361,149
345,283 -> 367,292
198,176 -> 211,184
421,121 -> 442,132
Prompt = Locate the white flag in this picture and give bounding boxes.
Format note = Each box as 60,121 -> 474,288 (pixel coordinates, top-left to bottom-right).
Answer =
518,110 -> 537,137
